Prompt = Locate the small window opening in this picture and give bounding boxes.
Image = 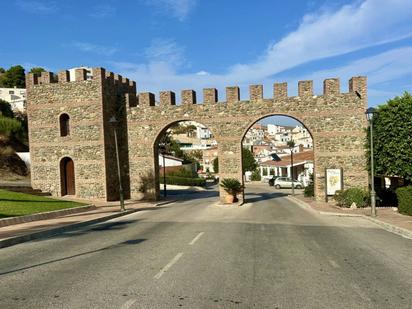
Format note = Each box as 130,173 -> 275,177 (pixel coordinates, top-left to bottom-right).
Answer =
60,114 -> 70,137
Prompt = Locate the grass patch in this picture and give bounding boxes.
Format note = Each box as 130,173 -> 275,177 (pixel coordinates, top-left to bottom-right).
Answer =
0,189 -> 86,219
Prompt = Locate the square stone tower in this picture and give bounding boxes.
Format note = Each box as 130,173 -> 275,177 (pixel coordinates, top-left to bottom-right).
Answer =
26,68 -> 136,201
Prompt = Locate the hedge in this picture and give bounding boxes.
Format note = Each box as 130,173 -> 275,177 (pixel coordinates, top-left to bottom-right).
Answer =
396,186 -> 412,216
160,176 -> 206,187
334,188 -> 369,208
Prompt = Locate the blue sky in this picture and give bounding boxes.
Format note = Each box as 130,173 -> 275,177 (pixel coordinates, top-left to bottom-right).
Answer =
2,0 -> 412,112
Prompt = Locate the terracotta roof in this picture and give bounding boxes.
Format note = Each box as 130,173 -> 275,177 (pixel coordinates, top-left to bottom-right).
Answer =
261,151 -> 313,167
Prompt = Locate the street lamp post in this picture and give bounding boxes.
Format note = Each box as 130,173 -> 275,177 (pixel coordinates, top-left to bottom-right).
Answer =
288,140 -> 295,196
109,116 -> 125,212
160,147 -> 167,198
365,107 -> 377,217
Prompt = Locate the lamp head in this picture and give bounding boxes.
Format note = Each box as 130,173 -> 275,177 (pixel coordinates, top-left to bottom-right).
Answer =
365,107 -> 377,121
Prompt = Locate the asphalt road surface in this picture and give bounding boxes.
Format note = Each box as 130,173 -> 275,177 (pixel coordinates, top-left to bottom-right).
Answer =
1,184 -> 412,309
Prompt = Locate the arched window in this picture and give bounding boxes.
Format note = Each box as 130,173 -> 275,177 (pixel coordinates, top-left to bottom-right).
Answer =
60,113 -> 70,137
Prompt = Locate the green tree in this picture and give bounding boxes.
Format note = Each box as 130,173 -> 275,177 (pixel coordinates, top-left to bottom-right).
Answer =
0,67 -> 5,74
370,92 -> 412,182
287,140 -> 296,149
0,116 -> 22,136
212,157 -> 219,173
0,99 -> 14,118
242,147 -> 258,173
29,67 -> 46,75
0,65 -> 26,88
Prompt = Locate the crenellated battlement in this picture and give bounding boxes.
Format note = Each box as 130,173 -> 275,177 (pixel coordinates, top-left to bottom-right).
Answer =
26,67 -> 136,93
133,77 -> 366,107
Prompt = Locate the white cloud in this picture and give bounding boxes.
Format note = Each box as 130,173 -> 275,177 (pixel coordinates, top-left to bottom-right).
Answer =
72,42 -> 118,56
90,4 -> 116,18
302,47 -> 412,87
144,38 -> 185,66
144,0 -> 197,21
196,71 -> 209,76
16,0 -> 57,14
295,47 -> 412,104
111,0 -> 412,100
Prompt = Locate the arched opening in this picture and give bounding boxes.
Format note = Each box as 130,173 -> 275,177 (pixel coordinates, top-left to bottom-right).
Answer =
60,157 -> 75,196
241,115 -> 314,202
153,120 -> 218,200
59,113 -> 70,137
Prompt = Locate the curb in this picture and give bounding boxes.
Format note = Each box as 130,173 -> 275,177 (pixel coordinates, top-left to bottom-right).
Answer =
0,205 -> 96,228
286,196 -> 412,240
0,206 -> 152,249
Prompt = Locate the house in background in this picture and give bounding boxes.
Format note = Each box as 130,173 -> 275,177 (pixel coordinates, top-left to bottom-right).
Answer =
0,87 -> 26,113
259,150 -> 314,186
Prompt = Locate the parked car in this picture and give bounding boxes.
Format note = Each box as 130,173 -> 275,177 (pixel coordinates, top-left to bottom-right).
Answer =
268,176 -> 279,186
273,177 -> 304,189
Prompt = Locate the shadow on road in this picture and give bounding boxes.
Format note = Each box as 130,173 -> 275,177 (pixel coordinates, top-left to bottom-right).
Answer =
0,238 -> 146,276
244,191 -> 288,203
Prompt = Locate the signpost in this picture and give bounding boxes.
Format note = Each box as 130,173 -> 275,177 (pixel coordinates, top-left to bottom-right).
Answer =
325,168 -> 343,202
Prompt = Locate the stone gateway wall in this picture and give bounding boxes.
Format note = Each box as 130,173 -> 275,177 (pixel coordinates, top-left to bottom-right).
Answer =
26,68 -> 135,201
27,67 -> 368,203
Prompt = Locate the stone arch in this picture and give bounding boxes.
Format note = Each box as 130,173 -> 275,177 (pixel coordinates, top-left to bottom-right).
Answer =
239,113 -> 316,201
151,119 -> 217,199
60,157 -> 75,196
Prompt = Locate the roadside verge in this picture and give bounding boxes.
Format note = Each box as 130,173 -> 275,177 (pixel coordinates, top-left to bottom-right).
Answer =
286,195 -> 412,240
0,200 -> 175,249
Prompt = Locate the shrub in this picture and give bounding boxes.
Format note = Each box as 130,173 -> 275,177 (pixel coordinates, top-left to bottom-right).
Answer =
167,168 -> 197,178
138,171 -> 155,193
396,186 -> 412,216
220,178 -> 243,196
251,169 -> 261,181
0,116 -> 21,136
304,183 -> 314,197
376,187 -> 398,207
160,176 -> 206,187
334,188 -> 369,208
304,173 -> 314,197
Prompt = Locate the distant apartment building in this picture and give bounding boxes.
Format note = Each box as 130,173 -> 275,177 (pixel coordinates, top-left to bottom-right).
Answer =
201,146 -> 218,173
245,124 -> 265,144
0,87 -> 26,113
69,67 -> 93,81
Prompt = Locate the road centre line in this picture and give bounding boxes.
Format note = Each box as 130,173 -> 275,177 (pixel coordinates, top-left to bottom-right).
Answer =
120,299 -> 137,309
154,252 -> 184,280
328,259 -> 340,268
189,232 -> 204,245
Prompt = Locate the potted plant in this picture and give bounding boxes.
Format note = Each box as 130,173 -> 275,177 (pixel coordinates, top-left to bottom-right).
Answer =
220,178 -> 243,203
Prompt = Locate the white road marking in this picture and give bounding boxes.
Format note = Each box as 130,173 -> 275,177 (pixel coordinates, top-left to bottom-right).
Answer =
154,252 -> 184,280
328,259 -> 340,268
311,240 -> 321,249
121,299 -> 137,309
189,232 -> 204,245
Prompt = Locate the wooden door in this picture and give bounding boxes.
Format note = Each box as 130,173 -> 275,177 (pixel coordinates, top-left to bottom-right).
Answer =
61,158 -> 75,196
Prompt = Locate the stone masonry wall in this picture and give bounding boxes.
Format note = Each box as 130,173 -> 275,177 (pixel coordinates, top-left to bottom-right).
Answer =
27,67 -> 368,203
26,68 -> 135,200
127,77 -> 368,203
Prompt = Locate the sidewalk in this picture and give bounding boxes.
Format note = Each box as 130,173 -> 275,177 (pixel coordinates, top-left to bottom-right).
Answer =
0,200 -> 163,249
289,194 -> 412,239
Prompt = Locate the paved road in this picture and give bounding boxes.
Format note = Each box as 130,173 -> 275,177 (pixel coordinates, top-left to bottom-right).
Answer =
1,184 -> 412,308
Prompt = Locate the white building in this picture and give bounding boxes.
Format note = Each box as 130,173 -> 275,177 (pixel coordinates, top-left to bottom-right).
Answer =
267,124 -> 286,136
0,87 -> 26,113
245,124 -> 265,143
159,154 -> 183,167
196,124 -> 213,139
69,67 -> 93,81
